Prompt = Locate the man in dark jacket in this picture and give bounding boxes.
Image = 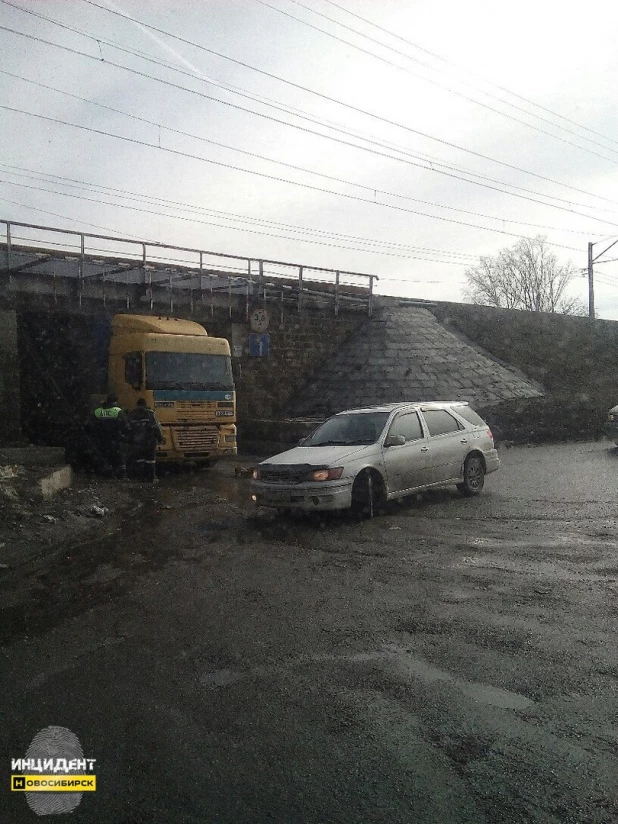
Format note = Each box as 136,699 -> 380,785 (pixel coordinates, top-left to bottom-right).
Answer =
127,398 -> 164,482
87,393 -> 128,478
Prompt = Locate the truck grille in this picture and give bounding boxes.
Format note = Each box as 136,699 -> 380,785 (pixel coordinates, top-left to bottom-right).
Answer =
260,464 -> 312,484
172,427 -> 220,451
175,401 -> 217,421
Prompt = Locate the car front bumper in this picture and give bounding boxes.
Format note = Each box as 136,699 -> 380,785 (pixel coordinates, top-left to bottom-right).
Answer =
251,479 -> 353,511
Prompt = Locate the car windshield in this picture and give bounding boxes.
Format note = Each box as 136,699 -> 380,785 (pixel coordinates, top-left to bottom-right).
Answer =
302,412 -> 390,446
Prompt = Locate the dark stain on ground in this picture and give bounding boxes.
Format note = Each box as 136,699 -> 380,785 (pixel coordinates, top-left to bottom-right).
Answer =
0,496 -> 170,646
427,730 -> 495,773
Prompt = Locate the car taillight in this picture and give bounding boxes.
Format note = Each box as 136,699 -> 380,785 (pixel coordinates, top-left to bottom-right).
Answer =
486,428 -> 494,442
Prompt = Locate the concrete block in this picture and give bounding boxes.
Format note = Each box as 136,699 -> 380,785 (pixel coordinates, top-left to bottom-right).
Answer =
39,465 -> 73,500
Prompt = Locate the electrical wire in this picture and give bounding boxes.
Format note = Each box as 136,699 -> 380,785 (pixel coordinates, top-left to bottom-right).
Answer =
0,104 -> 591,251
1,69 -> 611,235
3,6 -> 618,214
322,0 -> 618,150
288,0 -> 618,156
0,179 -> 475,264
57,0 -> 618,208
257,0 -> 618,164
0,162 -> 480,259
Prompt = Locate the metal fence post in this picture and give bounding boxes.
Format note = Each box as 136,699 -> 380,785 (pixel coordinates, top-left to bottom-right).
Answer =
258,260 -> 264,307
5,222 -> 12,290
246,260 -> 251,322
143,244 -> 152,311
334,270 -> 340,317
78,233 -> 85,307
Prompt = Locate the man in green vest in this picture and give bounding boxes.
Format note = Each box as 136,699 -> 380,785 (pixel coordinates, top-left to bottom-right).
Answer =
87,393 -> 128,478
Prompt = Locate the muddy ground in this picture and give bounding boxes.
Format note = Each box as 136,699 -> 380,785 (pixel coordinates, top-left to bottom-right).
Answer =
1,442 -> 618,823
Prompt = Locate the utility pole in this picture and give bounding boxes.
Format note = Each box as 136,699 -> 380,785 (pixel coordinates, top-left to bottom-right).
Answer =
588,241 -> 594,320
588,237 -> 618,320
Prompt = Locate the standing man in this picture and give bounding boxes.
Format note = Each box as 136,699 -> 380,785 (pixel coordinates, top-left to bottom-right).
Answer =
127,398 -> 164,482
87,393 -> 128,478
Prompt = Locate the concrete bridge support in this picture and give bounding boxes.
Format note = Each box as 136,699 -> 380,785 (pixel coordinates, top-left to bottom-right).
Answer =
0,309 -> 21,444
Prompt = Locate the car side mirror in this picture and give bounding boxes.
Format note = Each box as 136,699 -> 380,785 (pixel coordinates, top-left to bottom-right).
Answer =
385,434 -> 406,447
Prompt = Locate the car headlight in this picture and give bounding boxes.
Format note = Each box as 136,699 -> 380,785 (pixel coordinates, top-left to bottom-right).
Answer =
312,467 -> 344,481
252,468 -> 261,479
608,414 -> 616,422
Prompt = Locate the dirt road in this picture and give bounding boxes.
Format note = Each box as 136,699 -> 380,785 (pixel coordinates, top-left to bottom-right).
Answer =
1,441 -> 617,823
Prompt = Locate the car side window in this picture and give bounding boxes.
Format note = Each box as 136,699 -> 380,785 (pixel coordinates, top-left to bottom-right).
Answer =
388,412 -> 424,442
422,409 -> 464,436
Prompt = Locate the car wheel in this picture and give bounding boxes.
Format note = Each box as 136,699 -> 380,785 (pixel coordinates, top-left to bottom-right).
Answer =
457,455 -> 485,496
351,469 -> 385,518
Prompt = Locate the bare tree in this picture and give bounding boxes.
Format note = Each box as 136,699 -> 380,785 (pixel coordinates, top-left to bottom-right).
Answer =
464,236 -> 585,315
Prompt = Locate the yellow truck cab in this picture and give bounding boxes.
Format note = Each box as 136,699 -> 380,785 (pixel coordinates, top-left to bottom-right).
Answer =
108,314 -> 237,463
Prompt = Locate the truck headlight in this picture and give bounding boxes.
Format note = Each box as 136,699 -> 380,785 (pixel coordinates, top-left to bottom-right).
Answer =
312,467 -> 343,481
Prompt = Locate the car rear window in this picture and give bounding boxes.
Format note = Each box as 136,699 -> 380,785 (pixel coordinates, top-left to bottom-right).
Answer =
453,406 -> 487,427
422,409 -> 464,436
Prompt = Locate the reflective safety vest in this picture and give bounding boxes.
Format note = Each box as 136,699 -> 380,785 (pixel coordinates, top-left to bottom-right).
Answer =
94,406 -> 123,419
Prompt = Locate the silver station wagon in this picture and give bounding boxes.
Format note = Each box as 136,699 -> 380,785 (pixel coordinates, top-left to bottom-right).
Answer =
251,401 -> 500,515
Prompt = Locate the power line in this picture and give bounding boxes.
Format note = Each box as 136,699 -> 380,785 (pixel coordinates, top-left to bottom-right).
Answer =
0,178 -> 477,265
290,0 -> 618,157
0,196 -> 148,239
64,0 -> 618,209
257,0 -> 618,164
2,69 -> 611,236
322,0 -> 618,151
0,162 -> 480,259
0,104 -> 593,251
3,4 -> 618,215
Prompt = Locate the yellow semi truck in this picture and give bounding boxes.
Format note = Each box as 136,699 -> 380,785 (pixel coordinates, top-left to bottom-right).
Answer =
104,314 -> 237,464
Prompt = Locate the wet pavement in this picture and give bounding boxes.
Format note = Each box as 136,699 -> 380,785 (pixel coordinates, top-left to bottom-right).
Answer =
1,441 -> 618,823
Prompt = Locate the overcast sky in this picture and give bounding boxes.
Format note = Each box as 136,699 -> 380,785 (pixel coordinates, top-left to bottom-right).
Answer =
2,0 -> 618,315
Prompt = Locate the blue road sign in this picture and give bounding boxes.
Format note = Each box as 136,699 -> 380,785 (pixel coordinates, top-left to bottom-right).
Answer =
249,332 -> 270,357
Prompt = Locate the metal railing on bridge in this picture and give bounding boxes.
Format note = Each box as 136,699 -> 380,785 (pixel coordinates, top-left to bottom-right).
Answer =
1,220 -> 378,318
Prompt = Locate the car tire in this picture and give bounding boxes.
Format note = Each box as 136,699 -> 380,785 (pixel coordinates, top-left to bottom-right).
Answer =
351,469 -> 385,518
457,455 -> 485,496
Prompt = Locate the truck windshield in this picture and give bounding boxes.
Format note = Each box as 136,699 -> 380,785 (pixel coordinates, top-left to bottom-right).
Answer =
145,352 -> 234,391
303,412 -> 390,446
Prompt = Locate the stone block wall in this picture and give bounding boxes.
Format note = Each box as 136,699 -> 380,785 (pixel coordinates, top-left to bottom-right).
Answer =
204,308 -> 366,425
286,307 -> 542,417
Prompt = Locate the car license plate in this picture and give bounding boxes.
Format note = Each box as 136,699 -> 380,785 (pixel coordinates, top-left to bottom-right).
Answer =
265,489 -> 292,503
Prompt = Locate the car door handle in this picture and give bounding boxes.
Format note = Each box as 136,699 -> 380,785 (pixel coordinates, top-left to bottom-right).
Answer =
420,446 -> 429,452
460,438 -> 468,444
